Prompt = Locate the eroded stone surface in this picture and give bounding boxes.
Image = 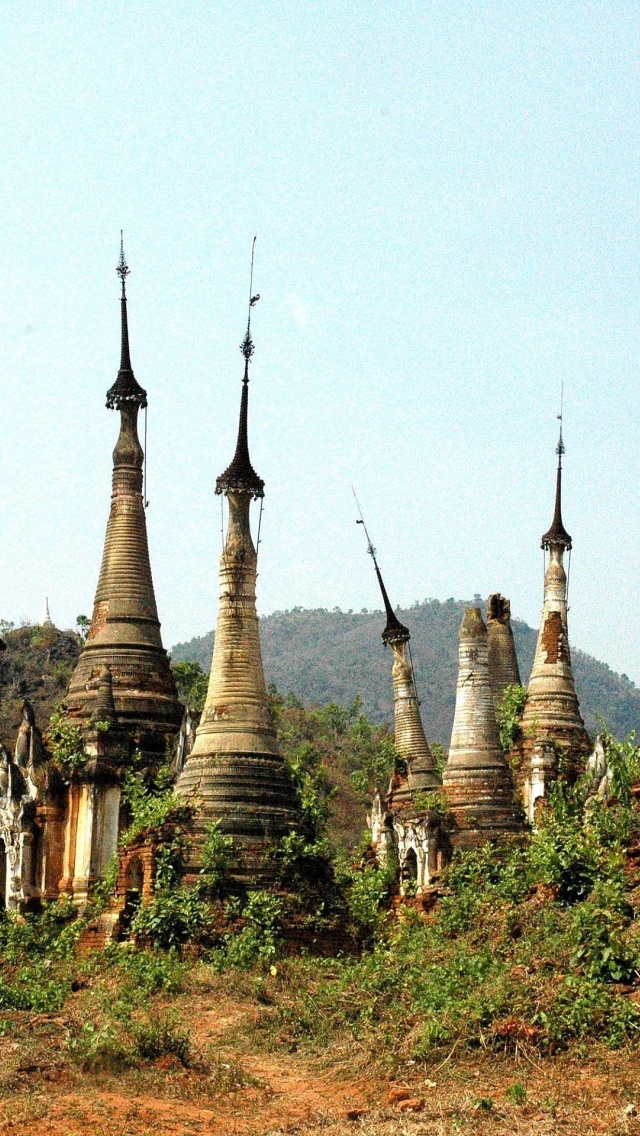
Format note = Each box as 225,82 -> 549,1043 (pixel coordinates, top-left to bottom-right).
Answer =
486,594 -> 521,713
443,608 -> 521,849
176,366 -> 300,883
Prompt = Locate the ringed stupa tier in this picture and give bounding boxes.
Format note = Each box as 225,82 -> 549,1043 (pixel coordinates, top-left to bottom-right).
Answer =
486,594 -> 521,713
175,290 -> 300,881
65,238 -> 181,754
443,608 -> 521,848
518,422 -> 591,813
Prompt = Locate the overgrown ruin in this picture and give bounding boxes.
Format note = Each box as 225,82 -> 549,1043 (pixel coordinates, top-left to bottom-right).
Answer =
0,253 -> 601,924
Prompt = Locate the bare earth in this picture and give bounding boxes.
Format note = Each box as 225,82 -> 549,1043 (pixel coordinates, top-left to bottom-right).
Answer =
1,984 -> 639,1136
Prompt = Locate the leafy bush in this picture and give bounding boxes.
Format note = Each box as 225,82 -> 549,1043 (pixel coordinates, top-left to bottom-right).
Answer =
47,708 -> 86,772
497,684 -> 527,752
221,892 -> 284,970
120,768 -> 192,846
0,897 -> 79,964
197,821 -> 235,898
67,1022 -> 134,1071
132,1012 -> 191,1065
102,944 -> 188,996
344,863 -> 393,943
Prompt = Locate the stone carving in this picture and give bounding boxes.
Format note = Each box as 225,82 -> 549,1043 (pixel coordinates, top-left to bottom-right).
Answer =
0,702 -> 45,909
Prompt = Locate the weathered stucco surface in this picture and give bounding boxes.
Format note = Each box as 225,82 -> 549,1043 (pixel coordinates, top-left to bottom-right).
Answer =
443,608 -> 521,849
176,366 -> 300,882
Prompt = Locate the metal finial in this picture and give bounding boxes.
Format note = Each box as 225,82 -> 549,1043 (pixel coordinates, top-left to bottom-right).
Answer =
353,487 -> 377,559
352,487 -> 410,645
556,382 -> 565,459
240,235 -> 259,362
116,230 -> 130,293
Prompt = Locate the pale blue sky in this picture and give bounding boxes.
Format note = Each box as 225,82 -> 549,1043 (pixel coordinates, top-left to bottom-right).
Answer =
1,2 -> 639,684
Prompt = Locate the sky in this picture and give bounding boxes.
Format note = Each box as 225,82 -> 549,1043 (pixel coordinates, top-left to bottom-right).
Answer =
1,2 -> 639,683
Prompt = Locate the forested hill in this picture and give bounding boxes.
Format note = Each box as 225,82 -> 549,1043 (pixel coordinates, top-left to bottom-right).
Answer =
171,598 -> 640,746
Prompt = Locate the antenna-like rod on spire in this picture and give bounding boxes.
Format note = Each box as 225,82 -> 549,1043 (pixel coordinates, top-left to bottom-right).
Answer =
352,487 -> 410,645
556,381 -> 565,464
116,230 -> 130,297
241,234 -> 260,364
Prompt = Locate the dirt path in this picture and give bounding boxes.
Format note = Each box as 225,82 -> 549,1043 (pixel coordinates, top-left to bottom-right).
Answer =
1,991 -> 640,1135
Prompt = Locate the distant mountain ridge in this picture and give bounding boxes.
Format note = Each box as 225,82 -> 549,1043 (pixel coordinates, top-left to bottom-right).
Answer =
171,599 -> 640,745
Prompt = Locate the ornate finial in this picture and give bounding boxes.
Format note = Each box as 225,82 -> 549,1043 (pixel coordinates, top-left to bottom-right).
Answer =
116,230 -> 130,294
353,488 -> 410,645
542,388 -> 572,551
556,382 -> 565,460
106,232 -> 147,410
215,243 -> 264,497
240,235 -> 259,363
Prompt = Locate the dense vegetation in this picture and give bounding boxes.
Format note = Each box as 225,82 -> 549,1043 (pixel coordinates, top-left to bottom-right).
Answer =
0,621 -> 81,750
264,742 -> 640,1064
171,598 -> 640,743
0,725 -> 640,1076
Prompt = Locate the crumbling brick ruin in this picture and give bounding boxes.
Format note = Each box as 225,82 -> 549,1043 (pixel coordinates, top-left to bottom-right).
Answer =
442,607 -> 522,850
486,593 -> 521,712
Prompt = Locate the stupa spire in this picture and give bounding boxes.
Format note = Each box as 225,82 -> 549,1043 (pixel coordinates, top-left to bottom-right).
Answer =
65,238 -> 181,751
216,237 -> 264,498
354,495 -> 440,803
106,233 -> 147,411
41,597 -> 53,627
176,245 -> 300,882
518,410 -> 590,817
353,493 -> 409,645
541,400 -> 571,550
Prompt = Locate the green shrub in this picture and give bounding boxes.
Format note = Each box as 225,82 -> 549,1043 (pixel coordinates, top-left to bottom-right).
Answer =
47,708 -> 85,772
497,684 -> 527,752
131,887 -> 213,950
345,864 -> 393,943
0,897 -> 79,964
132,1012 -> 191,1065
120,770 -> 192,846
196,821 -> 234,899
218,892 -> 284,970
102,944 -> 188,996
171,660 -> 209,713
67,1021 -> 134,1071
